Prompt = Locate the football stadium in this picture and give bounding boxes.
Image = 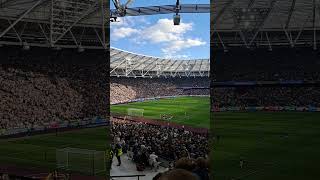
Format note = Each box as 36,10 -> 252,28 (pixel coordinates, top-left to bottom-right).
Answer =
109,0 -> 211,179
0,0 -> 109,179
109,48 -> 210,179
0,0 -> 211,180
212,0 -> 320,179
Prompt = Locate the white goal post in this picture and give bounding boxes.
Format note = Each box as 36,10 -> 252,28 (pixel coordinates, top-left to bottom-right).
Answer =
127,108 -> 144,117
56,147 -> 106,175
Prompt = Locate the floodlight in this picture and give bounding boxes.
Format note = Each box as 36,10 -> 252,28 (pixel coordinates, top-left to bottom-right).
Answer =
78,46 -> 84,52
173,14 -> 180,25
22,42 -> 30,50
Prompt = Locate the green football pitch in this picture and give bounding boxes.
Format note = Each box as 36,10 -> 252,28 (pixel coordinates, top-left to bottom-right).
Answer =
1,96 -> 319,179
0,127 -> 108,176
111,96 -> 210,128
212,112 -> 320,180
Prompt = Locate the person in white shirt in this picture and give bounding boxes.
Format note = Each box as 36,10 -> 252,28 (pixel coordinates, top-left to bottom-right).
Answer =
149,152 -> 160,171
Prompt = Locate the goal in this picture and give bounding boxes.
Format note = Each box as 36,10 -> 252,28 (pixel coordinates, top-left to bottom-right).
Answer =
56,148 -> 106,175
127,108 -> 144,117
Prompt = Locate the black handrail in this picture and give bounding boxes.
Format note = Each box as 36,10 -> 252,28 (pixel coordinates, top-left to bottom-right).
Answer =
0,173 -> 35,179
110,174 -> 146,180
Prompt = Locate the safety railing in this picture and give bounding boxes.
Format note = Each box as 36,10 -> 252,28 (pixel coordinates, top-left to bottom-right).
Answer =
110,174 -> 146,180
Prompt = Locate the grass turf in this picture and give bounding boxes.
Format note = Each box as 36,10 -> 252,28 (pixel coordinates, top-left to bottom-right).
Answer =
212,112 -> 320,180
0,127 -> 108,176
111,96 -> 210,128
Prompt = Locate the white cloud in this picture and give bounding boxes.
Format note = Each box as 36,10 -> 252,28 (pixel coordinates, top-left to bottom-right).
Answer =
162,38 -> 206,54
111,27 -> 139,40
110,17 -> 207,58
111,16 -> 149,28
111,16 -> 150,41
141,18 -> 193,43
139,19 -> 206,57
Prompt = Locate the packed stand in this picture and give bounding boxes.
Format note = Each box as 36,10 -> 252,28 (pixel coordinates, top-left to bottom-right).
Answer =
111,77 -> 209,104
0,66 -> 84,131
213,49 -> 320,81
0,47 -> 108,134
212,87 -> 320,108
110,118 -> 209,175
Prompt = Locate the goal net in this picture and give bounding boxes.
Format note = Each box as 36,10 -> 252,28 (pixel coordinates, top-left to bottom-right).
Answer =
56,148 -> 105,175
127,108 -> 144,117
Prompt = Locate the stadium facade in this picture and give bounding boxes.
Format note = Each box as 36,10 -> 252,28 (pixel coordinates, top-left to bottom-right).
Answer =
0,0 -> 108,49
212,0 -> 320,50
111,47 -> 210,78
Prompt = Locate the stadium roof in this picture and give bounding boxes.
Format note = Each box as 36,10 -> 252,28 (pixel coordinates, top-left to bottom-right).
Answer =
0,0 -> 107,49
110,47 -> 210,78
212,0 -> 320,49
110,4 -> 210,17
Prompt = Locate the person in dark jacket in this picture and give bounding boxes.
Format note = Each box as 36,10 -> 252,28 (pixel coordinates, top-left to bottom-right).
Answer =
192,157 -> 209,180
115,143 -> 122,166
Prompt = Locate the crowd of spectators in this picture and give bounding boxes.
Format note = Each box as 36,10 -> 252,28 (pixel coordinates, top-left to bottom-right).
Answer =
0,66 -> 85,130
213,49 -> 320,81
211,49 -> 320,109
0,48 -> 108,132
152,157 -> 209,180
111,77 -> 209,104
212,87 -> 320,108
110,118 -> 209,174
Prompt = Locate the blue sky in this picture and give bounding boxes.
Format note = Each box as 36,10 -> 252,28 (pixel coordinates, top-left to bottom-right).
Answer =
110,0 -> 209,59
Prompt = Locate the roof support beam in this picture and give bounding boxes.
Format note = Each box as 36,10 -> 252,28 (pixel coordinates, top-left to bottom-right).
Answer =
212,0 -> 234,26
285,0 -> 296,29
126,56 -> 152,75
38,23 -> 50,43
293,15 -> 311,46
169,60 -> 178,76
94,28 -> 107,49
110,59 -> 127,74
265,32 -> 272,50
0,0 -> 45,39
161,60 -> 175,73
199,60 -> 204,76
313,0 -> 317,49
101,0 -> 107,50
0,0 -> 15,8
111,51 -> 129,63
174,61 -> 184,76
7,19 -> 22,43
143,59 -> 160,76
248,0 -> 277,46
283,27 -> 294,47
69,30 -> 79,47
216,31 -> 227,50
52,2 -> 99,44
158,60 -> 172,77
